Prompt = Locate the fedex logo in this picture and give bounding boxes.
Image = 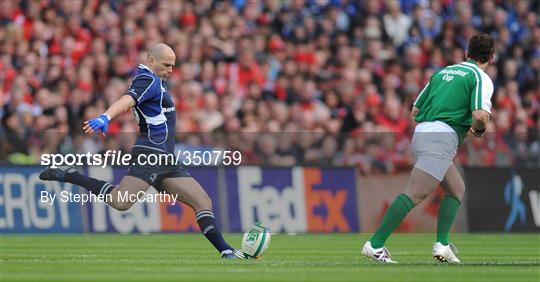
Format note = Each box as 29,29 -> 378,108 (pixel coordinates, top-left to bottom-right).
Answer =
236,167 -> 358,233
303,168 -> 356,232
237,167 -> 308,232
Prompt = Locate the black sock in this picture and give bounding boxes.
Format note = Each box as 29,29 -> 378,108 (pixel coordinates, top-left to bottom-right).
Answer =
64,172 -> 115,196
196,210 -> 233,254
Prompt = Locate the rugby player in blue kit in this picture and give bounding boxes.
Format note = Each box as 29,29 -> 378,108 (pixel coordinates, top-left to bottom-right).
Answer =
40,43 -> 245,259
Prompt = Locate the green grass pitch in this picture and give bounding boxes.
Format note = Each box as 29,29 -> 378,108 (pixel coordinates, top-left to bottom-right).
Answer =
1,233 -> 539,282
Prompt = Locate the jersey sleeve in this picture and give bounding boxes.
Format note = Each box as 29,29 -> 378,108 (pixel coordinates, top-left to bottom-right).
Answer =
413,80 -> 431,109
125,75 -> 156,106
470,72 -> 493,114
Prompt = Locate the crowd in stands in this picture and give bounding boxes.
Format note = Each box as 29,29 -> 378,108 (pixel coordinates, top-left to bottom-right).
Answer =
1,0 -> 539,172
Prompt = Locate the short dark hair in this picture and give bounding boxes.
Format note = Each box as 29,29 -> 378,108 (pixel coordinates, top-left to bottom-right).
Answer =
467,33 -> 495,63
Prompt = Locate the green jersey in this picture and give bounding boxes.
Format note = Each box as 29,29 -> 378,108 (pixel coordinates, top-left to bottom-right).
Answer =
414,60 -> 493,144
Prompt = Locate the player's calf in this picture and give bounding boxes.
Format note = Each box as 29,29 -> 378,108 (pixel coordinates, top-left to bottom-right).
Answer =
161,177 -> 241,258
195,209 -> 237,257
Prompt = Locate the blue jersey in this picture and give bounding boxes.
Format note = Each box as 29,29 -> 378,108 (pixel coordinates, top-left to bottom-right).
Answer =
125,64 -> 176,154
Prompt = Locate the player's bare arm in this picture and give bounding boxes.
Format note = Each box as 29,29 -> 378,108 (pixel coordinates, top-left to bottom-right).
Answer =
469,109 -> 490,138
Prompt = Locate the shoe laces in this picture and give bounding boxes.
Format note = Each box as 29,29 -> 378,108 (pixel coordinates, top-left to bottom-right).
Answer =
375,247 -> 392,261
234,250 -> 246,259
58,166 -> 77,173
448,243 -> 459,254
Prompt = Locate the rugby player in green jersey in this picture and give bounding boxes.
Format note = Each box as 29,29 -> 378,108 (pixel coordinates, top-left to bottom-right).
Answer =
362,34 -> 495,263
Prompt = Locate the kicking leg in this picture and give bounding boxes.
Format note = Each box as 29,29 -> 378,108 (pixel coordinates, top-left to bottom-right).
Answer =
106,176 -> 150,211
161,177 -> 244,258
39,166 -> 150,211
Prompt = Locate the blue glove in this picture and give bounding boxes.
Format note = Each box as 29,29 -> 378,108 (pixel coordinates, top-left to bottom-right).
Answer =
87,114 -> 110,135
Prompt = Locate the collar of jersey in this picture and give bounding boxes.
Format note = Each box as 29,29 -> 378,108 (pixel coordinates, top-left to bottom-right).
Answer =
138,64 -> 156,75
464,60 -> 478,66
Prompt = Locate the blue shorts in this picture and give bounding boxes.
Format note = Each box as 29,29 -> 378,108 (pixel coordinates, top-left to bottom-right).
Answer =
126,146 -> 191,191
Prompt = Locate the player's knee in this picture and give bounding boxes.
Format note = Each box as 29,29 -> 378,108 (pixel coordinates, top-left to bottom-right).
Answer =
112,201 -> 133,211
409,191 -> 429,205
451,186 -> 465,201
195,194 -> 212,211
443,181 -> 466,201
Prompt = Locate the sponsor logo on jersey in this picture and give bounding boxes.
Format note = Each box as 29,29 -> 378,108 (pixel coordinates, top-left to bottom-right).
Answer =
163,107 -> 175,113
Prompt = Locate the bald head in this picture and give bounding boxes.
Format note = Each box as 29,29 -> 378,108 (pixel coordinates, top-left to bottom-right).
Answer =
148,43 -> 175,60
147,43 -> 176,80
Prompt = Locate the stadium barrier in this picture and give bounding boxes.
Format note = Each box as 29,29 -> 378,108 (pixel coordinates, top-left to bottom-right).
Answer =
0,166 -> 359,233
6,166 -> 537,233
464,167 -> 540,232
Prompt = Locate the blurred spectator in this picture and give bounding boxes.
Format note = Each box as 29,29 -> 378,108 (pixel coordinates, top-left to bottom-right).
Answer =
1,0 -> 539,171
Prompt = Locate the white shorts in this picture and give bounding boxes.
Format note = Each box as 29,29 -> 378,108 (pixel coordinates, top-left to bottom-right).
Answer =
411,121 -> 459,182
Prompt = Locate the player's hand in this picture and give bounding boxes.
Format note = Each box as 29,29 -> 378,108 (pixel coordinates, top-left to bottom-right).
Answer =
83,114 -> 110,137
469,127 -> 485,138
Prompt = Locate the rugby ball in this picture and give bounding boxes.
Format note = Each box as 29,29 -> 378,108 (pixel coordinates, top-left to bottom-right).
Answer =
241,222 -> 271,258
